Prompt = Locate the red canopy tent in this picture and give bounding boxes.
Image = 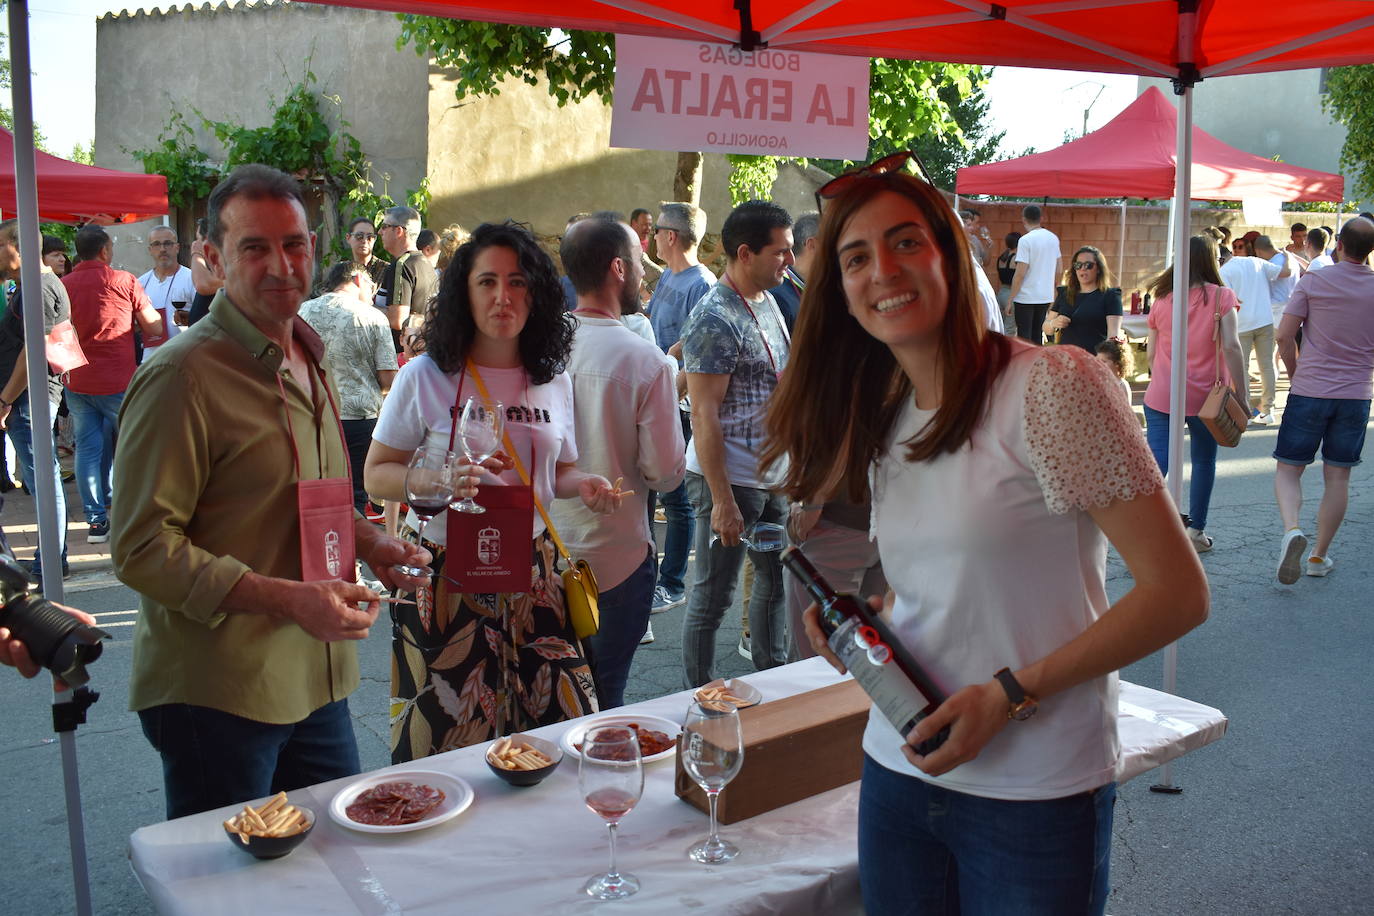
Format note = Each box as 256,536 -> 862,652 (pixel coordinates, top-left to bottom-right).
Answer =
956,86 -> 1343,201
0,126 -> 168,224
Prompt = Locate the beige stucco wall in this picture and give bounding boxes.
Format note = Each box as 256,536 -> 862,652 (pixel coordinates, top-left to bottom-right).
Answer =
95,1 -> 429,271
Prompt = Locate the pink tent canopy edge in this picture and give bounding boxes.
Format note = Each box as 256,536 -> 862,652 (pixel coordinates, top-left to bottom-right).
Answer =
0,125 -> 168,225
955,87 -> 1343,202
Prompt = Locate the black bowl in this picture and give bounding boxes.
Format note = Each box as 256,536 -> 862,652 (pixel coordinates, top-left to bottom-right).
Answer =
223,805 -> 315,860
485,734 -> 563,787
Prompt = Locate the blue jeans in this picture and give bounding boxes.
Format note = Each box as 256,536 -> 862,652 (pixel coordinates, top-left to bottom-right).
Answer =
138,698 -> 361,820
7,391 -> 67,561
65,389 -> 123,525
1143,405 -> 1218,530
1273,394 -> 1370,468
681,472 -> 787,687
586,546 -> 656,708
341,417 -> 377,512
648,408 -> 693,596
858,755 -> 1115,916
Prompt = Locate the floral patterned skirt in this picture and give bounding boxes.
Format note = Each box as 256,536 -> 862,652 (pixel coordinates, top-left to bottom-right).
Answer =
390,533 -> 599,764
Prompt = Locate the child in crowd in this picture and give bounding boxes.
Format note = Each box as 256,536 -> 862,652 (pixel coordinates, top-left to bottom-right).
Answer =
1095,338 -> 1134,405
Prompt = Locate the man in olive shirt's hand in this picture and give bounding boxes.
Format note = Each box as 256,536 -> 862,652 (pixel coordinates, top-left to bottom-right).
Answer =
111,165 -> 431,821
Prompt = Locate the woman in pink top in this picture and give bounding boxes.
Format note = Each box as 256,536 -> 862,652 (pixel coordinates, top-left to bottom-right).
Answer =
1144,235 -> 1250,552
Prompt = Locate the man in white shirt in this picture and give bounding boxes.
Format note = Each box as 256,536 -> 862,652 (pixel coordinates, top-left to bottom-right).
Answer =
1008,205 -> 1061,345
136,226 -> 196,362
1220,241 -> 1288,424
555,217 -> 685,707
1305,227 -> 1335,272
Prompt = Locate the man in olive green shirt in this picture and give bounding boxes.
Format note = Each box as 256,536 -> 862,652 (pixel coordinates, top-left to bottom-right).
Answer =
112,165 -> 431,820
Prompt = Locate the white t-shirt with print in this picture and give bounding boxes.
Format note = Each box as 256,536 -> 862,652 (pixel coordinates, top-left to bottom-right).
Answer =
1012,227 -> 1061,305
372,355 -> 577,545
866,342 -> 1163,801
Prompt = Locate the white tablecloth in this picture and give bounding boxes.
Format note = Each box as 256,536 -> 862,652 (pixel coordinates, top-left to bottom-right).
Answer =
128,659 -> 1226,915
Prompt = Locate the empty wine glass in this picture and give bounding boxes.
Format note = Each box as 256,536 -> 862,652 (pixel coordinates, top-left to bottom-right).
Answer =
709,521 -> 787,552
395,445 -> 452,577
579,725 -> 644,899
682,699 -> 744,864
452,397 -> 504,514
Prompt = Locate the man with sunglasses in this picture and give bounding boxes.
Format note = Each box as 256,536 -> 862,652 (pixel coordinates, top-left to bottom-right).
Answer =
345,217 -> 389,290
378,207 -> 436,350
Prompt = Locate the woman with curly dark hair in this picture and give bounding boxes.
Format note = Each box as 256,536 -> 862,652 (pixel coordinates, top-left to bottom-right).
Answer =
365,221 -> 621,761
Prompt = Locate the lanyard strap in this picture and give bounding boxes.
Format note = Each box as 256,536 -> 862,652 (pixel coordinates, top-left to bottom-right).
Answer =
459,361 -> 572,562
723,275 -> 789,372
275,351 -> 347,482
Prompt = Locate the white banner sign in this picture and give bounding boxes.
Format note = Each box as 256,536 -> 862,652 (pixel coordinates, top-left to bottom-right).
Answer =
610,35 -> 870,161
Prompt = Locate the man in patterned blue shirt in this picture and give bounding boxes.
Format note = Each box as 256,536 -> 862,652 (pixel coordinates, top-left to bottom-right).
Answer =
679,200 -> 793,686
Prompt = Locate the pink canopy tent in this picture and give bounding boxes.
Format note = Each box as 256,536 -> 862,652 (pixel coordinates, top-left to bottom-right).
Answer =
956,86 -> 1343,201
0,125 -> 168,224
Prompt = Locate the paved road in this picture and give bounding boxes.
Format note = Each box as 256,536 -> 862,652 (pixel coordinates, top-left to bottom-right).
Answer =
2,409 -> 1372,914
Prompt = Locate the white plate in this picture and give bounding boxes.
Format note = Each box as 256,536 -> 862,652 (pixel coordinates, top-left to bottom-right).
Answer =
695,677 -> 763,710
329,770 -> 475,834
560,714 -> 682,764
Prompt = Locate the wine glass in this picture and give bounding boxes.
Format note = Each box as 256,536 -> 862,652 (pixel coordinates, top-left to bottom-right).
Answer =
395,445 -> 452,577
452,397 -> 504,514
579,725 -> 644,899
682,699 -> 744,864
710,521 -> 787,552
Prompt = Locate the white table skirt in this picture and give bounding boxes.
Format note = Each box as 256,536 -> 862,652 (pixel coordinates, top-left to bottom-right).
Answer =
128,659 -> 1226,915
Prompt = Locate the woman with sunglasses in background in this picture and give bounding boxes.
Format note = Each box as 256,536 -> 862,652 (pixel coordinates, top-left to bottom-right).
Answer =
1043,246 -> 1123,353
763,158 -> 1207,915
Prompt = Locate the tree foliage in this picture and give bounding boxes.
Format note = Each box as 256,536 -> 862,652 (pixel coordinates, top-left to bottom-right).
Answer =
1322,65 -> 1374,201
127,72 -> 429,267
397,17 -> 978,204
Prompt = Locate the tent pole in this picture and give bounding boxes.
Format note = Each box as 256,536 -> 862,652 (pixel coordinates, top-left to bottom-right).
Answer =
1118,199 -> 1126,283
7,2 -> 95,911
1154,78 -> 1194,798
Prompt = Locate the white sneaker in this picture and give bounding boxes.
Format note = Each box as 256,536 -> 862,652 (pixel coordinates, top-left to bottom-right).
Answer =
640,622 -> 655,645
1252,412 -> 1274,425
1186,527 -> 1213,553
1305,555 -> 1333,577
737,631 -> 751,660
1277,529 -> 1308,584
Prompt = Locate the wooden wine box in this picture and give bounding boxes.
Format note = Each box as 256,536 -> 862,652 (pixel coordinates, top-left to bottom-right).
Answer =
674,679 -> 870,824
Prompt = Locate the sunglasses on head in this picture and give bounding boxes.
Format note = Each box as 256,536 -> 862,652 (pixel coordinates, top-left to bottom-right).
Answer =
814,151 -> 936,212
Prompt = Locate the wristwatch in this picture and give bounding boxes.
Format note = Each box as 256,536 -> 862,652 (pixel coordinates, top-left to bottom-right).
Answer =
994,668 -> 1039,721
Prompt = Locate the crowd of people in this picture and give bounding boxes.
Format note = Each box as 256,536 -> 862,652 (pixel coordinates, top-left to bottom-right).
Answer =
2,156 -> 1372,914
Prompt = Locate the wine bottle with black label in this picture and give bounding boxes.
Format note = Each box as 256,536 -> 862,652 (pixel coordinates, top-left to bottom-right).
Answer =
782,546 -> 949,756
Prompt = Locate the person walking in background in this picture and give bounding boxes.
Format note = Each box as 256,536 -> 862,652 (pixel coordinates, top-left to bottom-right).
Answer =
1220,233 -> 1287,425
1271,218 -> 1374,583
995,232 -> 1020,329
645,202 -> 713,616
1008,205 -> 1061,344
1042,245 -> 1123,353
1256,235 -> 1299,371
1143,236 -> 1250,553
298,262 -> 398,515
556,216 -> 684,706
60,226 -> 165,545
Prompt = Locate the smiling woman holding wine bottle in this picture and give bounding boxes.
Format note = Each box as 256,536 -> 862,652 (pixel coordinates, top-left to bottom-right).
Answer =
761,161 -> 1209,915
365,221 -> 622,763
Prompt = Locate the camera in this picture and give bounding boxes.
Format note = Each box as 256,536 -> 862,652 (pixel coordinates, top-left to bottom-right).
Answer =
0,553 -> 109,687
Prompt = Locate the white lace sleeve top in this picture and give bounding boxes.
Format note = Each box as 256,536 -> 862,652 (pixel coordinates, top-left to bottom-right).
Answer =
865,341 -> 1163,800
